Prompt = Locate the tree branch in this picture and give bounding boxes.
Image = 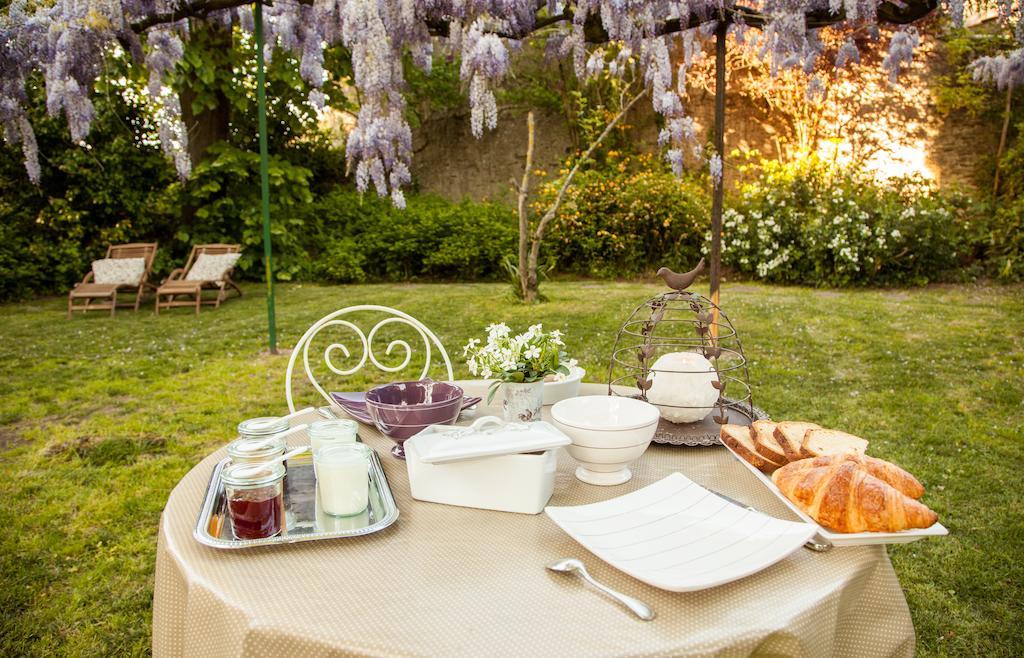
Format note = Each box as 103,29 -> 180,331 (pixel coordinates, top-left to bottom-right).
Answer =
532,88 -> 647,241
129,0 -> 940,36
130,0 -> 262,32
517,112 -> 535,300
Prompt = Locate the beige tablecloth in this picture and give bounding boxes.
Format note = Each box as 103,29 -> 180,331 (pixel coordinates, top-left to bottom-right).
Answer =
153,383 -> 914,657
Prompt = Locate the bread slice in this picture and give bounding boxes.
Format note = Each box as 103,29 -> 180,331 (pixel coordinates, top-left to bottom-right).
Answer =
721,424 -> 783,474
774,421 -> 821,462
800,428 -> 868,459
752,420 -> 787,464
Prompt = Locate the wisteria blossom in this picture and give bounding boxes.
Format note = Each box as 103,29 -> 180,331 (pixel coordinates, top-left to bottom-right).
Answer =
971,47 -> 1024,90
0,0 -> 1020,197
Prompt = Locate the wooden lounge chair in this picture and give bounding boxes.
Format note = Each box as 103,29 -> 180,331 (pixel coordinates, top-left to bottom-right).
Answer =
155,244 -> 243,315
67,243 -> 158,317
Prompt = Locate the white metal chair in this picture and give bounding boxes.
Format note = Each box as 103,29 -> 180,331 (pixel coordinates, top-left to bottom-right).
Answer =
285,305 -> 454,413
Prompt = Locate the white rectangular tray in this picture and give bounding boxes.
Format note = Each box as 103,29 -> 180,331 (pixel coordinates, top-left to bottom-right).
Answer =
721,442 -> 947,546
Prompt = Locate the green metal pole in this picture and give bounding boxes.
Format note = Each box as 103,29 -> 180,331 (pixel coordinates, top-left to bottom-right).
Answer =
253,1 -> 277,353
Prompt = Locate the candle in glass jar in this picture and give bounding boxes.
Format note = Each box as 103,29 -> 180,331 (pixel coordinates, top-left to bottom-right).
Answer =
308,419 -> 358,454
315,444 -> 370,517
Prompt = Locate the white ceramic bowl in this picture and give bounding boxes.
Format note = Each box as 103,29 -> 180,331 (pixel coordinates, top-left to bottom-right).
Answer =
542,366 -> 586,405
550,396 -> 660,485
561,443 -> 651,469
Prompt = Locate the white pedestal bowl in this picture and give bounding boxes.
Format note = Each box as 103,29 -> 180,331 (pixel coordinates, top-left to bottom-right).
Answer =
551,396 -> 660,485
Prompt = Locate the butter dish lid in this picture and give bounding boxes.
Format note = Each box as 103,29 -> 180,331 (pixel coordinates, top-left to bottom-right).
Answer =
409,416 -> 570,464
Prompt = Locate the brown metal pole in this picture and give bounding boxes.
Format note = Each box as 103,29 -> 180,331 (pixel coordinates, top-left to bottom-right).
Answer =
710,19 -> 727,336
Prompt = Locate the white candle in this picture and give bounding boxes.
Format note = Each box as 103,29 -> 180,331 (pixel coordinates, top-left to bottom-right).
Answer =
315,444 -> 370,517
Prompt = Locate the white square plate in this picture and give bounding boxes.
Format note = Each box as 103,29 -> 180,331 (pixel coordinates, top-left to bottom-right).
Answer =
721,441 -> 948,546
545,473 -> 817,592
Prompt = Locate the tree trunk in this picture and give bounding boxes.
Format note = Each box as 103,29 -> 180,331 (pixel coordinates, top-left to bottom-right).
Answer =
525,234 -> 542,303
512,92 -> 646,304
993,84 -> 1013,197
179,20 -> 232,229
179,21 -> 232,166
517,113 -> 536,301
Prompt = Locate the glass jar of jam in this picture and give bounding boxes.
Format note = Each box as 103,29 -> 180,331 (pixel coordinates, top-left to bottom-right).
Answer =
227,434 -> 287,464
221,461 -> 286,540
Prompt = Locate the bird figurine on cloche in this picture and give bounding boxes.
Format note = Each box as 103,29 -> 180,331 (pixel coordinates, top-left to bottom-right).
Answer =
605,260 -> 764,446
656,258 -> 705,291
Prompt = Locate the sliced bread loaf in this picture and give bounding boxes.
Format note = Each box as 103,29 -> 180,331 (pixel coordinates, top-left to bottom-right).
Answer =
752,420 -> 787,464
800,428 -> 868,458
774,421 -> 821,462
721,424 -> 783,474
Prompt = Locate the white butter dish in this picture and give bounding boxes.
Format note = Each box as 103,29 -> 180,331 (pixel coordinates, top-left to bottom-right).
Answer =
414,416 -> 570,464
405,418 -> 570,514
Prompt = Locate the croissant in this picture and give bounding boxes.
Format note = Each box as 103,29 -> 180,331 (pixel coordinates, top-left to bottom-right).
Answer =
772,455 -> 938,533
836,452 -> 926,499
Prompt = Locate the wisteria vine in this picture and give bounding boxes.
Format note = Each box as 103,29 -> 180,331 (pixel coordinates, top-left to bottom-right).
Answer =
1,0 -> 1021,204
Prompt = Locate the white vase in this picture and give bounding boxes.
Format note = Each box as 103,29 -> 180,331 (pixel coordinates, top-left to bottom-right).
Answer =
502,381 -> 544,422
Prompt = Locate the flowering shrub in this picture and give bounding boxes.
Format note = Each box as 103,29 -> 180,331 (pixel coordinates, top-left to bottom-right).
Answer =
721,158 -> 978,286
463,323 -> 576,400
541,154 -> 710,278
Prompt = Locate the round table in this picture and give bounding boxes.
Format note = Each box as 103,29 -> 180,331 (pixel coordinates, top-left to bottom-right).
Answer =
153,383 -> 915,657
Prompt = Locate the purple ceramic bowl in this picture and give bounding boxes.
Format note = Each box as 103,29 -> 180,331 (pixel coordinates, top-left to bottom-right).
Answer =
365,381 -> 464,458
364,380 -> 465,409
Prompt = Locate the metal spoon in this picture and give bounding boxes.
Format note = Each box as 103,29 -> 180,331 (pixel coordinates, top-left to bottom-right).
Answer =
546,558 -> 656,621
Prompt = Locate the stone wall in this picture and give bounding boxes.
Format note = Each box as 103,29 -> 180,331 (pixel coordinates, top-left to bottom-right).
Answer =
409,28 -> 998,204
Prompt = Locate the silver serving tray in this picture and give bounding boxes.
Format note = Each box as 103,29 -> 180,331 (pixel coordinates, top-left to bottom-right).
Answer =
194,444 -> 399,549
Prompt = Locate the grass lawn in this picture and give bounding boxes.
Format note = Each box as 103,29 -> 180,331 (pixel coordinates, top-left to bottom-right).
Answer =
1,280 -> 1022,656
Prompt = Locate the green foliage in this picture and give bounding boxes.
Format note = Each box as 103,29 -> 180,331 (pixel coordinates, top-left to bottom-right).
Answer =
314,238 -> 367,283
299,189 -> 518,282
540,153 -> 711,278
404,41 -> 568,130
932,23 -> 1024,279
0,64 -> 177,301
932,27 -> 1017,119
722,156 -> 982,286
0,24 -> 355,301
173,23 -> 353,153
989,197 -> 1024,280
404,56 -> 466,129
179,143 -> 313,281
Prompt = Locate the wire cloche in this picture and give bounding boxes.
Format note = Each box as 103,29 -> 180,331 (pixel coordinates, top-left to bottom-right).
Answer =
606,260 -> 768,446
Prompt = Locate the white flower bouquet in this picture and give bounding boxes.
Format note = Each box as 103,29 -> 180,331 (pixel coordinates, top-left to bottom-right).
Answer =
463,323 -> 577,403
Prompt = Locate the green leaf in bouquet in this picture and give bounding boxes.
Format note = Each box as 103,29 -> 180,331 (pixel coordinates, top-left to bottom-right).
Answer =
486,380 -> 502,405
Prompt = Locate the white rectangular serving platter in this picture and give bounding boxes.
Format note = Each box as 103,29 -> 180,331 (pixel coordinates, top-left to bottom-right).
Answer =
546,473 -> 818,592
721,442 -> 948,546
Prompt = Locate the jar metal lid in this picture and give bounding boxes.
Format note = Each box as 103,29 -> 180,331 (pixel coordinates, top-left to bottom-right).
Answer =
227,435 -> 286,460
221,461 -> 286,487
237,416 -> 289,437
